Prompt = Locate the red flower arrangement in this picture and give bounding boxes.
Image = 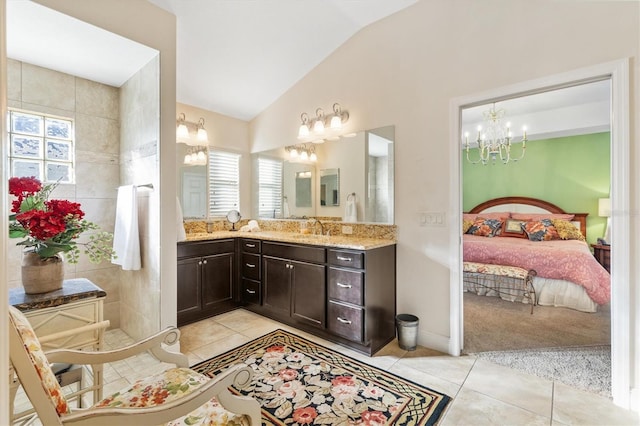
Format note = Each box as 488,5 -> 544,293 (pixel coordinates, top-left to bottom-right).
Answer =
9,176 -> 115,263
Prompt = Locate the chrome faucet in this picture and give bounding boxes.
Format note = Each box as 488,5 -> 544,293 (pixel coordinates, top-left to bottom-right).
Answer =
310,218 -> 325,236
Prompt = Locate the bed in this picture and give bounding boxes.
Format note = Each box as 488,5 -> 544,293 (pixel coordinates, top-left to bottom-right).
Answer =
463,196 -> 610,313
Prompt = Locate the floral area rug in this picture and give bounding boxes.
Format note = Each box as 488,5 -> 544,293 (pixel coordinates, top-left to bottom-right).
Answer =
192,329 -> 450,425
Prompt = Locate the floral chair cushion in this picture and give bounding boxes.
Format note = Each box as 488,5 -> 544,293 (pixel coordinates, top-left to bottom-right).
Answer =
9,306 -> 70,416
95,367 -> 250,425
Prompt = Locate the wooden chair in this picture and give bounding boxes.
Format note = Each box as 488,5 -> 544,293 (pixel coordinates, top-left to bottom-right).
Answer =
9,306 -> 261,425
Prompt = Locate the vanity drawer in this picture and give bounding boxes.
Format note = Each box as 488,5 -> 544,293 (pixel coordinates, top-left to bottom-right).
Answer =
242,239 -> 261,254
242,279 -> 261,305
328,301 -> 364,343
328,249 -> 364,269
328,268 -> 364,305
263,242 -> 325,264
242,253 -> 261,280
178,239 -> 235,259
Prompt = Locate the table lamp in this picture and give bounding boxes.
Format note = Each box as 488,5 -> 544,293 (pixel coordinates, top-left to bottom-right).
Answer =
598,198 -> 611,244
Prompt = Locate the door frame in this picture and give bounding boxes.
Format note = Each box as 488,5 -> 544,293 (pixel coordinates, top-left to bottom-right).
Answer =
449,58 -> 630,408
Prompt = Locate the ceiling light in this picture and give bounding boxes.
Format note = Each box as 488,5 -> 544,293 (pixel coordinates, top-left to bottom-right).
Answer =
464,104 -> 528,165
177,113 -> 189,140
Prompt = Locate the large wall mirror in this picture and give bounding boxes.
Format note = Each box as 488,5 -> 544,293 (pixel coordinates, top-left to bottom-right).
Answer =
252,125 -> 394,223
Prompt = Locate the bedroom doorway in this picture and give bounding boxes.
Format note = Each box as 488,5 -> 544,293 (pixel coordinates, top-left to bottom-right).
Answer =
449,59 -> 631,407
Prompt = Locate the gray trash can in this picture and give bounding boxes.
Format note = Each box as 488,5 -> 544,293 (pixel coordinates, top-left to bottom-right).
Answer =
396,314 -> 419,351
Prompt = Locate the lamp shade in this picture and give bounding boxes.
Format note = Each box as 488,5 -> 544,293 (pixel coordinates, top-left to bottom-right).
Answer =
598,198 -> 611,217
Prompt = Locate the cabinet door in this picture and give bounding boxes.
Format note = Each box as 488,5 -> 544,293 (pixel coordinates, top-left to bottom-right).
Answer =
291,260 -> 326,328
201,253 -> 234,311
263,256 -> 291,316
177,257 -> 202,321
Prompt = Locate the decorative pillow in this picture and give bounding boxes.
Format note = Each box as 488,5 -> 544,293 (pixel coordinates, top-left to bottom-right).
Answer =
522,219 -> 560,241
511,213 -> 574,221
552,219 -> 586,241
462,219 -> 474,233
463,212 -> 510,222
465,218 -> 503,237
498,218 -> 529,238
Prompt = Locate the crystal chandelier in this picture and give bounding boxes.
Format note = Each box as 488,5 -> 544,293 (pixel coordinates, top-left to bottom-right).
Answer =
464,105 -> 527,165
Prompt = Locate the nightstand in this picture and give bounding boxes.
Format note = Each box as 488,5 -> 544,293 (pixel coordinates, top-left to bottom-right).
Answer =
591,244 -> 611,273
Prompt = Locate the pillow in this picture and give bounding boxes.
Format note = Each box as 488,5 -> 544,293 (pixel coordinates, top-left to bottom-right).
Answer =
522,219 -> 560,241
463,212 -> 511,222
511,213 -> 574,221
498,218 -> 529,238
462,219 -> 474,233
552,219 -> 586,241
465,218 -> 503,237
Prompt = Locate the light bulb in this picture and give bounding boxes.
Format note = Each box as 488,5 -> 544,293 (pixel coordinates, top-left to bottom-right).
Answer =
177,123 -> 189,139
290,148 -> 298,158
184,153 -> 192,165
298,123 -> 310,139
197,127 -> 208,142
300,150 -> 309,161
313,119 -> 324,134
197,150 -> 206,162
309,152 -> 317,162
330,114 -> 342,129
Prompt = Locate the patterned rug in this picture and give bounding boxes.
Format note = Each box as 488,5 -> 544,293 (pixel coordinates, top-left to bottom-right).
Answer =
192,329 -> 451,425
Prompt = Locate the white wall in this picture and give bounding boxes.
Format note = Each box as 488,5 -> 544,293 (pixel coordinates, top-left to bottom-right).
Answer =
249,0 -> 639,407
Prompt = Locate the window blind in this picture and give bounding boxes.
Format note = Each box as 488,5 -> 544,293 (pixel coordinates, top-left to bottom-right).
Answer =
208,150 -> 240,217
258,157 -> 283,218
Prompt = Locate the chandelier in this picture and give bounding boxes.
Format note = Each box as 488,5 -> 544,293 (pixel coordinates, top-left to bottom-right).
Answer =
464,105 -> 527,165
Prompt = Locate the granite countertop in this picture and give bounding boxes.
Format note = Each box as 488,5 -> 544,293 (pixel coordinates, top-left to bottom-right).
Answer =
9,278 -> 107,312
183,230 -> 396,250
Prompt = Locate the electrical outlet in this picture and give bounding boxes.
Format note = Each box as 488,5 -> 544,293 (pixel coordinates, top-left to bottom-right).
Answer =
342,225 -> 353,235
420,212 -> 446,227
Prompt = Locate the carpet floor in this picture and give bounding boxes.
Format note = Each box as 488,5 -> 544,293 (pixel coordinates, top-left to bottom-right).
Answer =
472,345 -> 612,397
463,293 -> 610,353
192,329 -> 451,425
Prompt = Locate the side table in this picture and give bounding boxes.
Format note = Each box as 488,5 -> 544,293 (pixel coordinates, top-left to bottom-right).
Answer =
591,244 -> 611,273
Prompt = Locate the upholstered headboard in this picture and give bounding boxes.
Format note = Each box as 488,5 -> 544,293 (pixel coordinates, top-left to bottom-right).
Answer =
467,196 -> 588,237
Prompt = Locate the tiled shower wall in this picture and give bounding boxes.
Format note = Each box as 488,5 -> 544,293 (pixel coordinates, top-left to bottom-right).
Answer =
7,60 -> 122,328
118,57 -> 161,341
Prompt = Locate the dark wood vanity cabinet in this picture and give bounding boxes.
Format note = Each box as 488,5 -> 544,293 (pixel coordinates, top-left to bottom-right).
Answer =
262,242 -> 326,329
177,239 -> 236,326
240,239 -> 262,305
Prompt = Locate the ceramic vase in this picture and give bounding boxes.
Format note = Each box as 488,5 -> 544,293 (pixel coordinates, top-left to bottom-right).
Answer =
21,252 -> 64,294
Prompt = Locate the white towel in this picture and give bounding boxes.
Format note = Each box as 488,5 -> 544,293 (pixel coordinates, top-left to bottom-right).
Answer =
283,198 -> 290,218
344,197 -> 357,223
240,220 -> 261,232
112,185 -> 141,270
176,197 -> 187,242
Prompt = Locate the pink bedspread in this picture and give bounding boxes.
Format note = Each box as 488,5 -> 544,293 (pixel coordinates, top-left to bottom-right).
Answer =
463,235 -> 610,305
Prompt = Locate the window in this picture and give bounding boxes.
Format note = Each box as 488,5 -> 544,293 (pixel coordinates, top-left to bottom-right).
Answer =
258,157 -> 283,218
8,109 -> 75,183
208,149 -> 240,216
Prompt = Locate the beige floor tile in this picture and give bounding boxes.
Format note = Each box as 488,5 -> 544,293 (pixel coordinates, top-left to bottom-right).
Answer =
463,359 -> 553,418
441,387 -> 550,425
552,382 -> 640,426
178,320 -> 236,352
388,362 -> 461,398
191,332 -> 253,360
395,352 -> 476,385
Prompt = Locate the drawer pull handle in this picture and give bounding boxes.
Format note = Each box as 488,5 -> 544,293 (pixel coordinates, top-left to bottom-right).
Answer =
246,263 -> 256,268
337,317 -> 352,325
337,256 -> 352,262
202,260 -> 207,264
246,289 -> 256,294
246,243 -> 256,248
336,282 -> 352,289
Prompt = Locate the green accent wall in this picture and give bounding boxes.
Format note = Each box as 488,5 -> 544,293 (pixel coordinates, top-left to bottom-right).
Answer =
463,132 -> 610,245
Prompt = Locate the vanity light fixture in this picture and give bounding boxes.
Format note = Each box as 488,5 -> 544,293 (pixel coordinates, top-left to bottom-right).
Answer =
176,113 -> 189,139
176,113 -> 209,146
183,146 -> 207,166
297,103 -> 349,142
464,104 -> 527,165
298,113 -> 310,140
286,144 -> 317,162
196,117 -> 208,143
313,108 -> 325,134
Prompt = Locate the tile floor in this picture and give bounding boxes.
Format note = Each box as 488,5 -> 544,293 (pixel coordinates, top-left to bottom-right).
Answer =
15,308 -> 640,425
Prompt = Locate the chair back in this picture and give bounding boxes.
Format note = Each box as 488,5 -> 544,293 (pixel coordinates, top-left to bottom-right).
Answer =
9,305 -> 69,425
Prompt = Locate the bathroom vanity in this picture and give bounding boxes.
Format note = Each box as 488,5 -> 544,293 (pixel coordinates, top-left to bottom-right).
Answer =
177,231 -> 396,355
